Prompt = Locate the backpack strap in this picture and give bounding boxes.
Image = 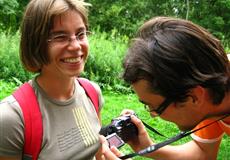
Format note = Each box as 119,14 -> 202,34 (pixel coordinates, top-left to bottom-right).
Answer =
12,83 -> 43,160
77,78 -> 99,114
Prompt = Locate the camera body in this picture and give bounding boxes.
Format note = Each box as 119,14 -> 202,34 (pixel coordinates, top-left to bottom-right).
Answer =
100,115 -> 138,148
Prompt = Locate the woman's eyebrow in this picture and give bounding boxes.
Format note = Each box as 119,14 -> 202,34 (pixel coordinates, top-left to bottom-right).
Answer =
50,27 -> 87,35
77,27 -> 87,31
49,30 -> 66,35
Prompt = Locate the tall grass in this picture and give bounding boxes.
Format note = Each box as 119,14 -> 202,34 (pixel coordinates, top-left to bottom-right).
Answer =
0,30 -> 129,92
1,85 -> 228,160
0,80 -> 17,99
0,31 -> 33,82
83,29 -> 129,91
102,91 -> 229,160
0,29 -> 229,159
1,30 -> 229,92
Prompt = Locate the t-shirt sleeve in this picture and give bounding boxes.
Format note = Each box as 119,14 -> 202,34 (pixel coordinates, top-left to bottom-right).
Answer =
0,95 -> 24,156
191,119 -> 224,143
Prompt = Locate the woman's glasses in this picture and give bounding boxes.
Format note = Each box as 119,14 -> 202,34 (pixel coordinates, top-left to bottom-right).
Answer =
47,31 -> 91,45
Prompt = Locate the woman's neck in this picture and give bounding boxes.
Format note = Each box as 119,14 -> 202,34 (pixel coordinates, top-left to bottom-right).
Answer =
36,74 -> 75,101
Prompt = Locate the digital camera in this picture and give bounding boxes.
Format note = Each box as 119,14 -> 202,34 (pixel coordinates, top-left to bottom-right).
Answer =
99,115 -> 138,148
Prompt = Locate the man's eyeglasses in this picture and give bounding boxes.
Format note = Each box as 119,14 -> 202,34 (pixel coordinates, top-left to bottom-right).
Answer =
144,98 -> 172,116
47,30 -> 91,45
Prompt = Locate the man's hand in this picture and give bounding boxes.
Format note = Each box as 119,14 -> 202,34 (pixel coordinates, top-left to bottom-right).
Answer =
120,109 -> 154,152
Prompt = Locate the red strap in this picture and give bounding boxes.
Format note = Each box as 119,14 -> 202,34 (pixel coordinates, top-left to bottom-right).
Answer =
78,78 -> 99,113
12,83 -> 42,160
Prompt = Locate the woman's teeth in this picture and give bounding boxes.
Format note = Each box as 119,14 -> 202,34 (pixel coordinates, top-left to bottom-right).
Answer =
63,57 -> 81,63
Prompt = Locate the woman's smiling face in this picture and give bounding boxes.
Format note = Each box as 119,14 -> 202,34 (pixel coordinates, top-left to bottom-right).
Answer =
42,10 -> 89,78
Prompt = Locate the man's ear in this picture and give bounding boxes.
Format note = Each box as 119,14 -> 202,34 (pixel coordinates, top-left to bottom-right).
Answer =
189,86 -> 206,106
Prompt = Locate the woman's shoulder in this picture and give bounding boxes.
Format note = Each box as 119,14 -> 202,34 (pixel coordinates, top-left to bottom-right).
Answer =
0,95 -> 24,152
0,95 -> 23,124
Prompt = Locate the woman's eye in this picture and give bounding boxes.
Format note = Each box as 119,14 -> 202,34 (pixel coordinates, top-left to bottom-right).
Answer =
76,32 -> 86,40
53,35 -> 69,41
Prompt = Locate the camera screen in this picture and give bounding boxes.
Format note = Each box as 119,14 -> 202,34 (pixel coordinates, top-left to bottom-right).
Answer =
106,133 -> 125,148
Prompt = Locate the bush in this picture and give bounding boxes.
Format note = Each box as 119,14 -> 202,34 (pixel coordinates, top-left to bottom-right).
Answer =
83,29 -> 130,92
0,30 -> 131,93
0,79 -> 17,100
0,31 -> 33,82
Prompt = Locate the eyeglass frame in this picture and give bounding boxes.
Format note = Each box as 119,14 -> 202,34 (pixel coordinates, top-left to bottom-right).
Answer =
47,30 -> 91,45
144,98 -> 172,116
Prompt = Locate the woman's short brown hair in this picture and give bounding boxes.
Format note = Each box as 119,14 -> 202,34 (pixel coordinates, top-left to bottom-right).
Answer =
20,0 -> 91,72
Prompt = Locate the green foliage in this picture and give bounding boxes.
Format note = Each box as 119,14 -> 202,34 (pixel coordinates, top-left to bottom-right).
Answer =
0,31 -> 34,82
188,0 -> 230,41
0,30 -> 130,92
0,79 -> 17,99
88,0 -> 176,37
82,29 -> 130,92
102,91 -> 229,160
0,81 -> 229,160
0,0 -> 20,31
0,0 -> 230,92
88,0 -> 230,42
1,0 -> 230,43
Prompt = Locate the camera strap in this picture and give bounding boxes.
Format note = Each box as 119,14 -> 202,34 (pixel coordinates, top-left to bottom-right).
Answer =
142,121 -> 167,138
119,114 -> 230,159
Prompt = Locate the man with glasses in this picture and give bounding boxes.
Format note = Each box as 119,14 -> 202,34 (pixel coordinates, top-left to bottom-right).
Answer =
101,16 -> 230,160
